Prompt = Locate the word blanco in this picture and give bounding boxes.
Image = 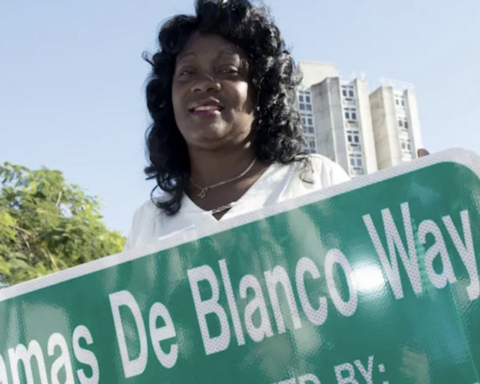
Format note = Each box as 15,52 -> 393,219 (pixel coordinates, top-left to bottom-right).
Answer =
0,326 -> 98,384
188,253 -> 357,355
364,203 -> 478,301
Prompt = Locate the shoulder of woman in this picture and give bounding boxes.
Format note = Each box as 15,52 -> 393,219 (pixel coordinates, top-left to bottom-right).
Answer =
123,199 -> 159,251
130,199 -> 159,223
294,154 -> 351,186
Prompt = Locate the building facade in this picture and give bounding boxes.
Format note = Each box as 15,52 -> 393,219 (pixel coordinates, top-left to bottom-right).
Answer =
369,79 -> 423,170
296,62 -> 340,155
297,62 -> 422,177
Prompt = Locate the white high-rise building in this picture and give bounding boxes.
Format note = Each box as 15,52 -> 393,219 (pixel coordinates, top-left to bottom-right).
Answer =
310,77 -> 378,176
369,78 -> 423,170
296,62 -> 340,155
297,62 -> 422,176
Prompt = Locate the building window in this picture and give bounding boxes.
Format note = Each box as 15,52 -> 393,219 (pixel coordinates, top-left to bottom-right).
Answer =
298,102 -> 312,111
349,152 -> 364,176
301,112 -> 315,135
304,139 -> 317,154
349,153 -> 363,167
399,118 -> 410,131
395,95 -> 406,109
401,138 -> 412,154
347,131 -> 360,145
298,90 -> 315,144
342,84 -> 355,100
347,129 -> 361,152
344,107 -> 358,121
298,90 -> 313,113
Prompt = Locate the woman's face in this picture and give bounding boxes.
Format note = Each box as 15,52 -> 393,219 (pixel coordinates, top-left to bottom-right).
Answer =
172,32 -> 256,151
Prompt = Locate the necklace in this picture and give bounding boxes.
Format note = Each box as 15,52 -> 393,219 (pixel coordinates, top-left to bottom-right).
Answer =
190,158 -> 257,198
209,202 -> 238,215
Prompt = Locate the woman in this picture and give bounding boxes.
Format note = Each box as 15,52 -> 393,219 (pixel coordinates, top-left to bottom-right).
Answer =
124,0 -> 352,250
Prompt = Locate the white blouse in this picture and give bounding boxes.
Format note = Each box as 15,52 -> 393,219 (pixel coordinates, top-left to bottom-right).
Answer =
124,155 -> 350,251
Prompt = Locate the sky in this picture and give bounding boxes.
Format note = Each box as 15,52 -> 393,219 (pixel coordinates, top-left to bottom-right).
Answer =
0,0 -> 478,236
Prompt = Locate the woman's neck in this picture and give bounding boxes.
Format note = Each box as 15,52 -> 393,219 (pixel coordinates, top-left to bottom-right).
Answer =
188,146 -> 258,187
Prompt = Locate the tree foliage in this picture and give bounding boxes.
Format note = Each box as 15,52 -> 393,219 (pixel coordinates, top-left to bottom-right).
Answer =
0,162 -> 125,285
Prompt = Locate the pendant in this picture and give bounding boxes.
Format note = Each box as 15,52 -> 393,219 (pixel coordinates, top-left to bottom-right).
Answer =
198,188 -> 208,198
210,203 -> 233,215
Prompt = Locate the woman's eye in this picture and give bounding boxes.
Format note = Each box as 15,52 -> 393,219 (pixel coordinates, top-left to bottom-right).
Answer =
178,69 -> 194,77
221,67 -> 239,74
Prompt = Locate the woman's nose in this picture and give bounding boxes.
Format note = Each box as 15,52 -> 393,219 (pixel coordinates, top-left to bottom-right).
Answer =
191,73 -> 221,94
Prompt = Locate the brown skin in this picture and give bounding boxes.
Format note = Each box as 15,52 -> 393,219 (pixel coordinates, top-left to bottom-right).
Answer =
417,148 -> 430,157
172,32 -> 270,219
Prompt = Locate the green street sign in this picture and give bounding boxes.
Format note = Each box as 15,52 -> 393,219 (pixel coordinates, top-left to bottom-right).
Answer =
1,148 -> 480,384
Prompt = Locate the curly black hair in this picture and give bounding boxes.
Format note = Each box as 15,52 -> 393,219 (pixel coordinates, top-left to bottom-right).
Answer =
144,0 -> 305,216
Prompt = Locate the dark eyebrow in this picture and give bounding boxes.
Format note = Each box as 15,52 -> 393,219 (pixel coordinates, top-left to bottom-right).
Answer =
218,50 -> 242,59
176,49 -> 243,64
176,52 -> 196,63
219,50 -> 237,56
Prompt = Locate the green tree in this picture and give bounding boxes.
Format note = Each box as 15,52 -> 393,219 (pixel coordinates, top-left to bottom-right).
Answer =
0,162 -> 125,285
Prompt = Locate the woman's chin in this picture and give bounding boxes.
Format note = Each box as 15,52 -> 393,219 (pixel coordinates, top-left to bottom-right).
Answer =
187,129 -> 233,150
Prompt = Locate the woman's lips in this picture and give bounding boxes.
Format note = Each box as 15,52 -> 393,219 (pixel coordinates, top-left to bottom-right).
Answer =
191,105 -> 223,118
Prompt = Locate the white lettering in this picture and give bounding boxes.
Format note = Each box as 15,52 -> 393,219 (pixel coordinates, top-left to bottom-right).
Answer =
334,363 -> 358,384
149,302 -> 178,369
354,356 -> 373,384
325,249 -> 357,317
219,259 -> 245,346
299,373 -> 321,384
239,275 -> 273,342
265,266 -> 302,333
73,325 -> 100,384
8,341 -> 48,384
48,333 -> 75,384
363,203 -> 422,299
418,219 -> 457,289
295,257 -> 328,326
109,290 -> 148,378
443,210 -> 479,300
0,354 -> 8,384
188,265 -> 230,355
